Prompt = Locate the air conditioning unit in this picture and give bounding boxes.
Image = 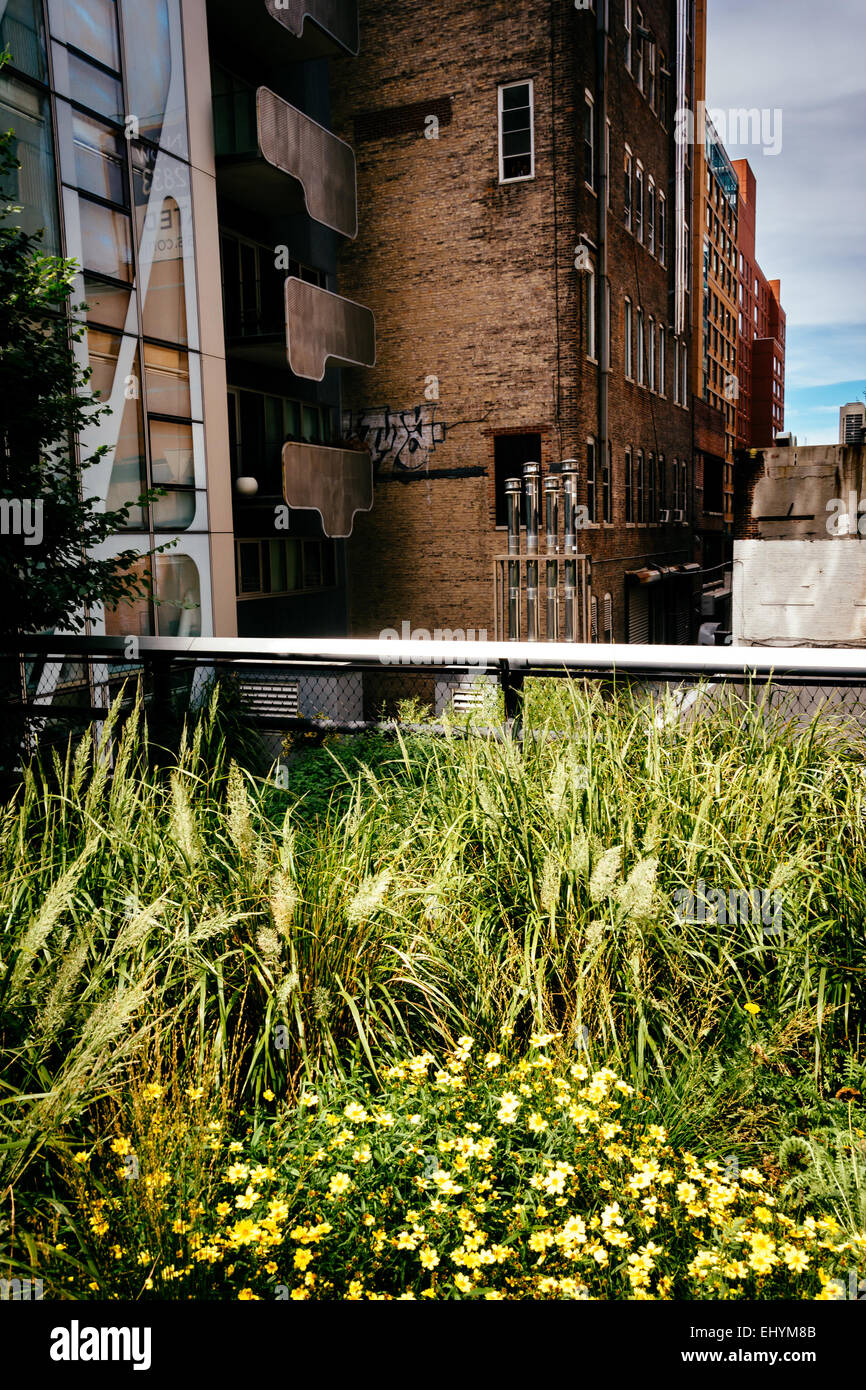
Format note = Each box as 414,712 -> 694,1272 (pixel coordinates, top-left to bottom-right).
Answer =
673,508 -> 684,523
658,508 -> 671,523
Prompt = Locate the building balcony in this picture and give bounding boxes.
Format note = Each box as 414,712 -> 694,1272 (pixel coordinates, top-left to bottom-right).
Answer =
264,0 -> 359,56
207,0 -> 358,64
285,278 -> 376,382
282,441 -> 373,538
214,85 -> 357,239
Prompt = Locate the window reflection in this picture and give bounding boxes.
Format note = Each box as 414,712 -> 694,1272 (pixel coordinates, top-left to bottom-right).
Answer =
69,108 -> 128,204
82,274 -> 134,332
133,167 -> 189,343
64,51 -> 124,123
144,343 -> 191,418
79,196 -> 133,281
86,331 -> 148,529
50,0 -> 121,73
0,0 -> 47,82
0,75 -> 59,251
155,552 -> 200,636
149,418 -> 193,489
104,556 -> 153,637
120,0 -> 188,158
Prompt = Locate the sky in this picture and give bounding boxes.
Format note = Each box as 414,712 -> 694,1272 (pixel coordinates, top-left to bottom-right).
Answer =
706,0 -> 866,444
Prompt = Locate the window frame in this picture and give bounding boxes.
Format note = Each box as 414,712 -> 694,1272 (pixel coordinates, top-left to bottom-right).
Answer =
624,296 -> 633,379
498,79 -> 535,184
584,88 -> 595,191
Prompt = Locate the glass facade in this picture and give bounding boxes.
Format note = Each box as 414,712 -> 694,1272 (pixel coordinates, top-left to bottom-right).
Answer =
41,0 -> 207,635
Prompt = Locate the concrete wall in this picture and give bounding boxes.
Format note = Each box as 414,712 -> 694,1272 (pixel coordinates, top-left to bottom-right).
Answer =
732,444 -> 866,645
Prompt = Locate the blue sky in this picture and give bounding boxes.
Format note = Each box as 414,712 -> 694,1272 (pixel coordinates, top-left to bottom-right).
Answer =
706,0 -> 866,444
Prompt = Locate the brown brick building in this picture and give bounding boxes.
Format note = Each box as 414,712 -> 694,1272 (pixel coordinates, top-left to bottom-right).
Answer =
330,0 -> 699,644
733,158 -> 786,451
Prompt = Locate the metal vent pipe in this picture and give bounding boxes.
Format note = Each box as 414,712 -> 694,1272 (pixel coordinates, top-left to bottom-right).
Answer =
544,475 -> 560,641
523,463 -> 541,642
505,477 -> 522,641
561,460 -> 580,642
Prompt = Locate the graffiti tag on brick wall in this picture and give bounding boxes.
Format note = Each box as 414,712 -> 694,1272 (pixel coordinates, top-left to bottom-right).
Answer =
343,405 -> 447,474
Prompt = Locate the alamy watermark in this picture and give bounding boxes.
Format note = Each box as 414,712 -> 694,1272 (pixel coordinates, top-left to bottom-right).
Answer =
675,102 -> 782,157
379,622 -> 490,667
674,883 -> 783,936
0,497 -> 43,547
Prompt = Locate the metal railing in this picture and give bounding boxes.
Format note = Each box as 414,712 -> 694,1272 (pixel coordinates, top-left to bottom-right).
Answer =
3,635 -> 866,772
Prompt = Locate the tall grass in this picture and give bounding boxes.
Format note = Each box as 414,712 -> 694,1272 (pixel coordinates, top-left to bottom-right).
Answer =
1,677 -> 864,1257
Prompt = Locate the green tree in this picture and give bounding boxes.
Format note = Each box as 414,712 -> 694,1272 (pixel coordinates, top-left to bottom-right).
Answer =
0,58 -> 164,638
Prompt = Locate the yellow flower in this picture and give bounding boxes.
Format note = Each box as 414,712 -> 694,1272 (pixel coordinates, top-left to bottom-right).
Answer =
186,1086 -> 204,1100
353,1145 -> 372,1165
497,1092 -> 520,1125
420,1246 -> 440,1270
110,1137 -> 133,1156
238,1288 -> 259,1300
344,1102 -> 369,1123
328,1172 -> 352,1197
527,1113 -> 548,1134
454,1273 -> 473,1294
262,1089 -> 275,1102
228,1219 -> 259,1246
782,1245 -> 810,1274
744,1002 -> 761,1015
216,1201 -> 231,1218
293,1249 -> 314,1270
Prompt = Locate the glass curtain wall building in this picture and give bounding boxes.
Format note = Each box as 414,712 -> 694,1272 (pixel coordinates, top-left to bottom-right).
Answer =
0,0 -> 372,639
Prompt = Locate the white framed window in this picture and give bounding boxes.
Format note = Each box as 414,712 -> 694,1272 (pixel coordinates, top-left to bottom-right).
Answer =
647,176 -> 655,255
658,191 -> 666,265
624,296 -> 633,379
637,307 -> 645,385
584,89 -> 595,190
635,160 -> 644,241
636,9 -> 645,90
624,146 -> 633,231
586,436 -> 597,522
603,593 -> 613,643
648,36 -> 656,110
636,448 -> 645,521
625,446 -> 633,521
586,260 -> 597,360
673,339 -> 680,404
680,345 -> 688,406
657,324 -> 665,394
624,0 -> 632,69
498,80 -> 535,183
605,117 -> 611,206
648,315 -> 655,391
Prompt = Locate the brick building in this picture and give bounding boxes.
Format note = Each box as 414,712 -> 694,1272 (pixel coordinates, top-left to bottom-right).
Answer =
690,113 -> 738,569
330,0 -> 698,645
733,158 -> 785,451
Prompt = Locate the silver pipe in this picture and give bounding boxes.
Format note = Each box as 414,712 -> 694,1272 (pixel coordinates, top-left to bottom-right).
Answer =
561,460 -> 579,642
544,476 -> 560,642
505,477 -> 522,641
523,463 -> 540,642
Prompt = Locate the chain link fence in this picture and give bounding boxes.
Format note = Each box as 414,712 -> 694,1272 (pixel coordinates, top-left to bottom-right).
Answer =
2,637 -> 866,775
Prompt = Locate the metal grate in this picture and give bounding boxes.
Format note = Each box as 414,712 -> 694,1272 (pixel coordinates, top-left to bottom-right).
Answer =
238,675 -> 300,720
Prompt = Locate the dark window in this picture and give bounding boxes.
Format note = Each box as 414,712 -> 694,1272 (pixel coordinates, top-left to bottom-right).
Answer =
586,438 -> 596,522
602,442 -> 612,523
625,447 -> 633,522
494,433 -> 542,527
